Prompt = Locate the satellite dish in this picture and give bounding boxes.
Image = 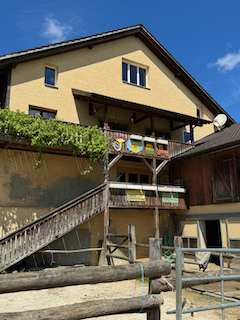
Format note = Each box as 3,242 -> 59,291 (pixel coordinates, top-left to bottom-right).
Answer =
213,114 -> 227,128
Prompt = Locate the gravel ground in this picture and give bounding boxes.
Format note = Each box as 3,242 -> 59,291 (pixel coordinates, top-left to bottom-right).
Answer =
0,279 -> 226,320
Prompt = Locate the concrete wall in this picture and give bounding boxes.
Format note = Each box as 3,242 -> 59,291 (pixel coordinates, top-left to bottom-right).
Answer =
9,36 -> 215,142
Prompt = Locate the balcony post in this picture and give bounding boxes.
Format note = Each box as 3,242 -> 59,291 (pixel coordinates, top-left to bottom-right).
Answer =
103,106 -> 109,264
152,158 -> 159,239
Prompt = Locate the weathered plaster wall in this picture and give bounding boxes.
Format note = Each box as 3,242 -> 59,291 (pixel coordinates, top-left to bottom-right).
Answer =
0,149 -> 103,237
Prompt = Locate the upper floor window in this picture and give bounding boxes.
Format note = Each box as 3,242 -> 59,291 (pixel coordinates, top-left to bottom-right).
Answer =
29,106 -> 56,119
196,106 -> 202,119
45,66 -> 57,87
122,61 -> 147,87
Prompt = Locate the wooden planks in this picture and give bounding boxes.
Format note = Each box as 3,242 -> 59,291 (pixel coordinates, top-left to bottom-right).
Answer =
0,184 -> 106,272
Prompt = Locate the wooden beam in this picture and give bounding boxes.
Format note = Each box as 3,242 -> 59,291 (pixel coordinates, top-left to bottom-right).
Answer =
171,123 -> 188,131
141,158 -> 154,173
0,260 -> 171,294
156,160 -> 168,175
108,154 -> 123,170
0,294 -> 164,320
40,248 -> 103,254
134,114 -> 149,124
89,103 -> 104,115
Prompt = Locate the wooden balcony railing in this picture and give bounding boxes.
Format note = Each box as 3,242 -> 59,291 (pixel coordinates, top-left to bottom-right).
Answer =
104,129 -> 193,160
108,182 -> 188,210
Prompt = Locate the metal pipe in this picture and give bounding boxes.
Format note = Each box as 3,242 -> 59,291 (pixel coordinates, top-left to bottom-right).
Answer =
175,247 -> 182,320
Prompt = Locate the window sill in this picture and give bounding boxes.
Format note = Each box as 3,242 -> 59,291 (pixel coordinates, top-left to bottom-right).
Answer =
122,80 -> 150,90
45,84 -> 58,89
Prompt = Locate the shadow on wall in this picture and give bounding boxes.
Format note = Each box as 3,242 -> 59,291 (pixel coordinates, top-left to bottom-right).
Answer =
5,173 -> 98,208
24,228 -> 93,268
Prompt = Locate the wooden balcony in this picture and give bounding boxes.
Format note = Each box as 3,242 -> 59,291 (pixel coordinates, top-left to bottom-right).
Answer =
108,182 -> 188,210
104,129 -> 193,160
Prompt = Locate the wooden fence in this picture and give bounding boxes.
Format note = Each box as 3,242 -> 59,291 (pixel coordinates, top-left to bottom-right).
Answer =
0,257 -> 171,320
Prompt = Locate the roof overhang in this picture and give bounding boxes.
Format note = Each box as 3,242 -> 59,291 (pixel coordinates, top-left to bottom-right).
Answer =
72,89 -> 212,127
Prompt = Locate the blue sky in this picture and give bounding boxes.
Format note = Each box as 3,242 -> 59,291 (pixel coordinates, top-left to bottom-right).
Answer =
1,1 -> 240,122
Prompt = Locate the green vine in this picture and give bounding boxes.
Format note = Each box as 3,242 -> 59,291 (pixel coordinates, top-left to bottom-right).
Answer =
0,108 -> 109,174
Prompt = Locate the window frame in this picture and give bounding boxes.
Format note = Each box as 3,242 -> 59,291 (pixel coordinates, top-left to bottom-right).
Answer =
122,61 -> 148,88
45,66 -> 58,88
196,106 -> 202,119
29,106 -> 57,119
117,170 -> 150,184
182,130 -> 191,143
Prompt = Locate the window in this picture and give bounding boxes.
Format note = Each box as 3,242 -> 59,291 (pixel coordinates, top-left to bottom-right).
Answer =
45,66 -> 57,87
117,171 -> 150,184
182,237 -> 197,248
146,129 -> 170,140
100,120 -> 128,132
183,130 -> 191,143
122,61 -> 147,87
196,107 -> 202,119
29,106 -> 56,119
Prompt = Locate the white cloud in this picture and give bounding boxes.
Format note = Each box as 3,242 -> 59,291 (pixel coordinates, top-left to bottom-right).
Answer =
41,17 -> 72,43
208,51 -> 240,72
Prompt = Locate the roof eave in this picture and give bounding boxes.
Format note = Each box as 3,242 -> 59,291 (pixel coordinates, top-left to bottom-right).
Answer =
172,139 -> 240,161
72,88 -> 212,126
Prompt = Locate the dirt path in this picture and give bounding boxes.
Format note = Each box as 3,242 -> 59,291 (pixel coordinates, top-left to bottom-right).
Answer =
0,261 -> 240,319
1,279 -> 239,319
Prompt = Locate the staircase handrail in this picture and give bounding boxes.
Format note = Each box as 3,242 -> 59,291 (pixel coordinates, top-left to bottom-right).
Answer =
0,183 -> 107,243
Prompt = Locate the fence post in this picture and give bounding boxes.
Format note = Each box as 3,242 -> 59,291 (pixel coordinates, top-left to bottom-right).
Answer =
175,246 -> 183,320
147,237 -> 162,320
128,224 -> 136,263
174,236 -> 184,268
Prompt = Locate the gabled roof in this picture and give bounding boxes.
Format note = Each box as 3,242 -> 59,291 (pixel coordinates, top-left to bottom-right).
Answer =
0,24 -> 235,125
173,122 -> 240,160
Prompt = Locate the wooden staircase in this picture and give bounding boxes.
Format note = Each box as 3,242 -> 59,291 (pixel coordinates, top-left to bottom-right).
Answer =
0,183 -> 106,272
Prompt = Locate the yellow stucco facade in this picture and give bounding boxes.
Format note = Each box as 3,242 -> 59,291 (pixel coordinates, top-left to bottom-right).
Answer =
9,36 -> 215,142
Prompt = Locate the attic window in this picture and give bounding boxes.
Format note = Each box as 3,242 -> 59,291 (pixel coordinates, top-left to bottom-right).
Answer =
122,61 -> 147,87
196,107 -> 202,119
45,66 -> 57,87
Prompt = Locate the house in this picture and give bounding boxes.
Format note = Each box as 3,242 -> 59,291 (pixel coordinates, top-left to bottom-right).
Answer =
170,123 -> 240,256
0,24 -> 235,271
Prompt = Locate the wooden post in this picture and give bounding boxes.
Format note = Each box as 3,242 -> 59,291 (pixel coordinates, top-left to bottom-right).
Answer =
103,183 -> 109,265
148,237 -> 163,320
152,159 -> 159,239
102,104 -> 109,264
128,223 -> 136,263
190,124 -> 194,144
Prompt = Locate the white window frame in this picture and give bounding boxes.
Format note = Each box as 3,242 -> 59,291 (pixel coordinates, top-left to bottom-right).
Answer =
45,65 -> 58,88
196,106 -> 202,119
122,61 -> 148,88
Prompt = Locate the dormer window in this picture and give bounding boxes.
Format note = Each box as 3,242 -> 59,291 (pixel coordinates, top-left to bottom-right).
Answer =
122,61 -> 147,88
